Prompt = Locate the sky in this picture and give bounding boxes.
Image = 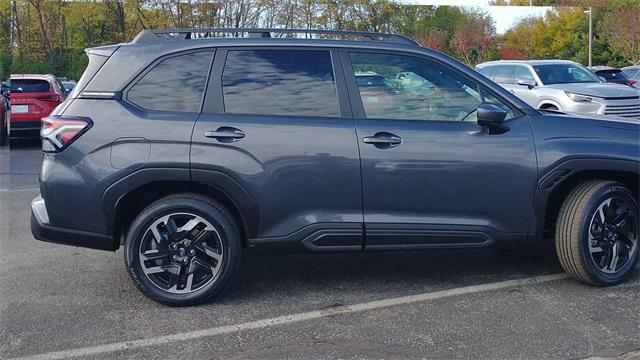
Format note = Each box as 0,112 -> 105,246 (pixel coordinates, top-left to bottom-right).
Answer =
402,0 -> 554,34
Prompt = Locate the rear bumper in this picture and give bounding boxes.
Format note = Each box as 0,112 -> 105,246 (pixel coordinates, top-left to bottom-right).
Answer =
31,196 -> 117,251
9,120 -> 40,138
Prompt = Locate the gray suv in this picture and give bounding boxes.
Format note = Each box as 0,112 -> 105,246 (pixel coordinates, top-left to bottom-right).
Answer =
476,60 -> 640,119
31,29 -> 639,306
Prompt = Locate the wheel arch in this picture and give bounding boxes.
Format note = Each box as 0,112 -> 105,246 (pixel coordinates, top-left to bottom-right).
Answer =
537,99 -> 562,110
532,158 -> 639,239
104,169 -> 259,248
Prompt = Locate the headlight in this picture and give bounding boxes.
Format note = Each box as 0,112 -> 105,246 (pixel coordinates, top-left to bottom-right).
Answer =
565,92 -> 593,102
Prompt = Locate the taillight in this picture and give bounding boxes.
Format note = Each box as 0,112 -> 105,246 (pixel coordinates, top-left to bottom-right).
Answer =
41,116 -> 92,152
629,79 -> 637,85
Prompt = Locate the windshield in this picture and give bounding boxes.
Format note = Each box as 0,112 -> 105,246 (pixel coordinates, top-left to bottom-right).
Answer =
532,64 -> 600,85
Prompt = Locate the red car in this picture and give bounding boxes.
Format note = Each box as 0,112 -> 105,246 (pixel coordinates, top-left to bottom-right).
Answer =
9,74 -> 66,140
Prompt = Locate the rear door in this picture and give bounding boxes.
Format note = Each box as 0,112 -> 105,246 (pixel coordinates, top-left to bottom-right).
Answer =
192,47 -> 363,251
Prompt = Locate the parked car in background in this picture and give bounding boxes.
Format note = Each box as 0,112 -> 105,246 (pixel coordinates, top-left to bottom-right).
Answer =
31,29 -> 639,306
9,74 -> 66,139
61,80 -> 76,94
0,81 -> 9,146
590,66 -> 637,87
622,66 -> 640,83
476,60 -> 640,120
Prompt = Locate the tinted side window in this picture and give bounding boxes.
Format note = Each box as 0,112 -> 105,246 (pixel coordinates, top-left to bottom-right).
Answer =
478,67 -> 495,78
221,50 -> 339,117
128,51 -> 213,113
493,66 -> 515,84
514,66 -> 535,84
349,52 -> 483,122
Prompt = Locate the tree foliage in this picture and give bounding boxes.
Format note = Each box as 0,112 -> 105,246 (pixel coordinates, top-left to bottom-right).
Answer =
503,3 -> 639,67
0,0 -> 636,80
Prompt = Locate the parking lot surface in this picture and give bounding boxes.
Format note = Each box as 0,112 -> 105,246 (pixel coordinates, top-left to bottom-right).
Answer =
1,141 -> 639,359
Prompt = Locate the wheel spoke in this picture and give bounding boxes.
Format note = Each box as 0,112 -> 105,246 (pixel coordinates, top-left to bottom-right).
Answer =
150,225 -> 163,245
143,264 -> 179,276
178,218 -> 202,233
608,243 -> 620,272
166,217 -> 179,235
202,242 -> 223,263
140,249 -> 169,261
589,246 -> 604,254
184,273 -> 194,292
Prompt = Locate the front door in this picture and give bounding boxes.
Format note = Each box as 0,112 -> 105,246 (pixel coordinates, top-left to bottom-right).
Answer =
343,50 -> 538,249
192,48 -> 363,251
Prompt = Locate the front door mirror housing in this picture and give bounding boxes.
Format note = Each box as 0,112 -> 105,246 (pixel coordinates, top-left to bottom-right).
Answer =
517,79 -> 535,89
477,102 -> 509,134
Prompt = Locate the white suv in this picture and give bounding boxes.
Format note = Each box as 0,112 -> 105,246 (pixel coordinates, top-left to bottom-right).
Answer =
476,60 -> 640,120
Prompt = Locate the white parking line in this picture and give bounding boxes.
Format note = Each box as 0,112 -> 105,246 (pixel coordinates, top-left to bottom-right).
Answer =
11,273 -> 568,360
0,188 -> 39,193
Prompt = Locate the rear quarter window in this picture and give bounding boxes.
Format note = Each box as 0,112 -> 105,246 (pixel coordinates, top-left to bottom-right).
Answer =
10,79 -> 51,93
127,51 -> 213,113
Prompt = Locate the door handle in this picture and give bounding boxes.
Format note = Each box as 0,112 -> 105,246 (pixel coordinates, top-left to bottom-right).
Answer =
204,127 -> 245,142
363,132 -> 402,148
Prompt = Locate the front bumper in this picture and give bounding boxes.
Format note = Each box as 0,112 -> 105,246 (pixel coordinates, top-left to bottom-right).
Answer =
31,196 -> 117,251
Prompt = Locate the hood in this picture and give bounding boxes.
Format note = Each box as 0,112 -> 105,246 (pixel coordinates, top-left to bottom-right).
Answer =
546,82 -> 640,99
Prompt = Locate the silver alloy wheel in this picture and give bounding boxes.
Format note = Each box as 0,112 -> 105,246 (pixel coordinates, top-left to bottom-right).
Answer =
138,212 -> 224,294
587,197 -> 638,274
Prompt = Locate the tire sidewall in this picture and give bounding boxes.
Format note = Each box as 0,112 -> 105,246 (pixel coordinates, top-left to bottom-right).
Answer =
578,183 -> 639,285
125,197 -> 240,305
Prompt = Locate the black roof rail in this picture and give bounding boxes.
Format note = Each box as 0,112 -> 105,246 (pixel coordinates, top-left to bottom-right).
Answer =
131,28 -> 420,47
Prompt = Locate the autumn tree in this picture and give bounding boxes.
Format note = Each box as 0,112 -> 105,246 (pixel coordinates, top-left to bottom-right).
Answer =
599,3 -> 640,65
450,10 -> 496,65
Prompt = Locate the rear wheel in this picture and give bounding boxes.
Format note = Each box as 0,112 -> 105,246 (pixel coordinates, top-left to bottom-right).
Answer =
124,194 -> 241,306
556,181 -> 638,285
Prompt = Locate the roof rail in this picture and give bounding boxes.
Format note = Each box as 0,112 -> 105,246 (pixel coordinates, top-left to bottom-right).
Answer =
131,28 -> 420,47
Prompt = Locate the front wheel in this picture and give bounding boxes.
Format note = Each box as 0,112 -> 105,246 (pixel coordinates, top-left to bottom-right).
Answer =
556,180 -> 638,285
124,194 -> 241,306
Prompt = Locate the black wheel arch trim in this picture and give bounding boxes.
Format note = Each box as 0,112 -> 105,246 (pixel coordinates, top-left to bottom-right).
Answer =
102,167 -> 259,240
531,156 -> 640,239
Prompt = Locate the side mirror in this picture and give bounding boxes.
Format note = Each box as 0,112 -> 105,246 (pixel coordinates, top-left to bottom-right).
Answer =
477,102 -> 509,134
517,79 -> 535,89
598,76 -> 606,82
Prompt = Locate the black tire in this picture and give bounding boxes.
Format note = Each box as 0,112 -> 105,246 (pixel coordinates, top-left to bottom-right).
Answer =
556,180 -> 639,286
124,193 -> 241,306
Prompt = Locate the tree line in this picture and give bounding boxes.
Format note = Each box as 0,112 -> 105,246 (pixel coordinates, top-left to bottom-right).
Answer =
0,0 -> 638,81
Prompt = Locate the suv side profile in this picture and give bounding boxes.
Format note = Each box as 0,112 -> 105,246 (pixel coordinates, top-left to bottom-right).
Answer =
32,29 -> 639,306
476,60 -> 640,120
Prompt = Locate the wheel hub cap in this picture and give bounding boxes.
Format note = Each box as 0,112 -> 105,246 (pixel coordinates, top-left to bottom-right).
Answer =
138,213 -> 224,294
587,197 -> 638,274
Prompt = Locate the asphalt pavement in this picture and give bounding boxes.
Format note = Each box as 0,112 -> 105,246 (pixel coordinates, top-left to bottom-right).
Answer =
0,140 -> 638,359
